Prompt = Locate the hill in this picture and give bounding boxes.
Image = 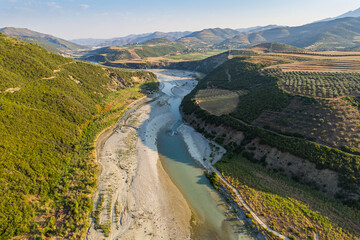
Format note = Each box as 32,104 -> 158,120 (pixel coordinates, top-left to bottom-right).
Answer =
81,41 -> 188,63
250,43 -> 304,53
180,52 -> 360,239
0,27 -> 88,53
0,33 -> 156,239
220,17 -> 360,50
162,49 -> 255,73
177,28 -> 240,47
142,37 -> 175,45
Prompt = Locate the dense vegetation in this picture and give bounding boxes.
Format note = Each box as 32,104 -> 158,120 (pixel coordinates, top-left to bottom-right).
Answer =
0,35 -> 156,239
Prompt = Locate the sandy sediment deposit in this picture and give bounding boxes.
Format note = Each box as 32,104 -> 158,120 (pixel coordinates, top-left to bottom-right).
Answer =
85,94 -> 191,240
177,124 -> 226,169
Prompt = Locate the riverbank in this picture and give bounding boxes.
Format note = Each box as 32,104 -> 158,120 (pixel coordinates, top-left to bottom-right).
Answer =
85,70 -> 200,239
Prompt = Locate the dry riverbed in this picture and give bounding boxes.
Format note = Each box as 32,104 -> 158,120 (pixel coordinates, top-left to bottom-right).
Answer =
85,69 -> 253,240
85,93 -> 192,240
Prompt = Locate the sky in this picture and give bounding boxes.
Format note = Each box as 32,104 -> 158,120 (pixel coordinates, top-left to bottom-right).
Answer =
0,0 -> 359,40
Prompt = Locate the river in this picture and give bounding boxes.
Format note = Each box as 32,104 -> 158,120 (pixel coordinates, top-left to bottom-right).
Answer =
153,69 -> 255,240
85,69 -> 257,240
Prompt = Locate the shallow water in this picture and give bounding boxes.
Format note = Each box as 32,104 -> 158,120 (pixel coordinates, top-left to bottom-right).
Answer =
154,70 -> 255,240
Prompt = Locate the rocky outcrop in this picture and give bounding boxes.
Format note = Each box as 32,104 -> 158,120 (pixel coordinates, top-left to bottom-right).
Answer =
245,138 -> 339,196
182,111 -> 341,197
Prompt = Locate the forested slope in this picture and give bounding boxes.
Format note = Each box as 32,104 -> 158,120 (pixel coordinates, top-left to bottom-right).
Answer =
0,33 -> 156,239
181,56 -> 360,239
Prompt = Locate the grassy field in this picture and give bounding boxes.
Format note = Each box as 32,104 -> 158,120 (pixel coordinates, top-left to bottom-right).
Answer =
216,154 -> 360,240
195,89 -> 247,116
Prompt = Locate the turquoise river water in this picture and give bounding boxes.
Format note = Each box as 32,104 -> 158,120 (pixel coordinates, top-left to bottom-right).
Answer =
154,70 -> 256,240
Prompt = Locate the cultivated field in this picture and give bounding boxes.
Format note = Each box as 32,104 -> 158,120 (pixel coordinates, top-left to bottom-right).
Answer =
265,68 -> 360,98
270,59 -> 360,72
252,97 -> 360,150
195,89 -> 247,116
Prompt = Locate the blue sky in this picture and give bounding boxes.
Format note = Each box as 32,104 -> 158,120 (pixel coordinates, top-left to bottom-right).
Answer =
0,0 -> 359,39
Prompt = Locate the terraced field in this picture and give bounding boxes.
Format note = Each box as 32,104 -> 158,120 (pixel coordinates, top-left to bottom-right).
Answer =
265,69 -> 360,98
195,89 -> 247,116
268,59 -> 360,72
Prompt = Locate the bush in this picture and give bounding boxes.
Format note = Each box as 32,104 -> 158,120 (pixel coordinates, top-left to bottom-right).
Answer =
205,171 -> 220,190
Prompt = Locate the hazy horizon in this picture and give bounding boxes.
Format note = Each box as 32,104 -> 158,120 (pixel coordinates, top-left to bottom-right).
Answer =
0,0 -> 359,40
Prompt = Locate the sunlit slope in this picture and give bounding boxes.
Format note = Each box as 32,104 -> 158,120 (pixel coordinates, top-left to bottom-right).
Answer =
0,33 -> 156,239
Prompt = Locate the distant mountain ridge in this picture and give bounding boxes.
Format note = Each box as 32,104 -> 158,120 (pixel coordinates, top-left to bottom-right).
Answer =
6,6 -> 360,53
218,16 -> 360,50
74,28 -> 240,48
177,28 -> 240,47
72,31 -> 192,47
0,27 -> 87,53
317,7 -> 360,22
236,25 -> 282,33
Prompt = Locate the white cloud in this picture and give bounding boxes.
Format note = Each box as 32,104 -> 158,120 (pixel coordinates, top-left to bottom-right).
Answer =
47,2 -> 62,9
80,4 -> 89,9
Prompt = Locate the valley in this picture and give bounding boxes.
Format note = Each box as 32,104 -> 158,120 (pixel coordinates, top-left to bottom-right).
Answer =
2,3 -> 360,240
85,70 -> 259,240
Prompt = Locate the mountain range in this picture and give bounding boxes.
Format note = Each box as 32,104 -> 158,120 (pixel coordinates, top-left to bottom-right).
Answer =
71,31 -> 192,47
2,7 -> 360,53
236,25 -> 282,33
218,16 -> 360,50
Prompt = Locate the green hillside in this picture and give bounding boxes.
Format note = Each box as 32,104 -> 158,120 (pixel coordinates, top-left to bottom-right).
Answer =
0,27 -> 88,53
250,42 -> 304,53
177,28 -> 240,47
141,37 -> 175,45
81,41 -> 188,63
0,33 -> 156,239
